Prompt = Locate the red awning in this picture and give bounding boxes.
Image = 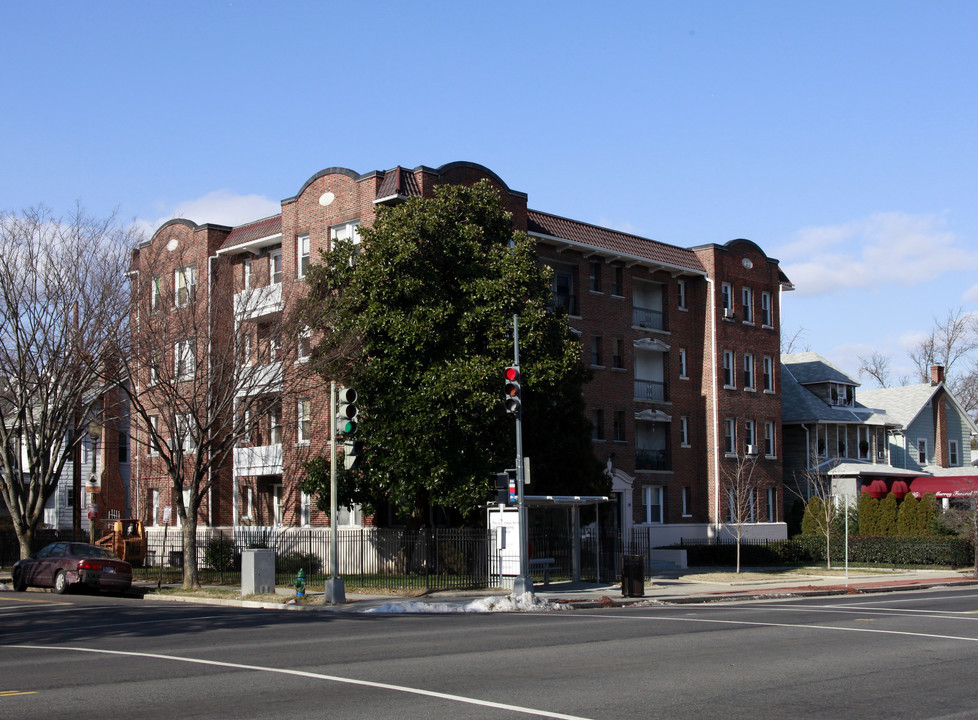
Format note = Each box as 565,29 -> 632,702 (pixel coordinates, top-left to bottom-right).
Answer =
909,476 -> 978,499
862,479 -> 889,499
890,480 -> 910,499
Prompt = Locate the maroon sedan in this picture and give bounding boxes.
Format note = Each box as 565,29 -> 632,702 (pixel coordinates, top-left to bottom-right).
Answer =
13,542 -> 133,595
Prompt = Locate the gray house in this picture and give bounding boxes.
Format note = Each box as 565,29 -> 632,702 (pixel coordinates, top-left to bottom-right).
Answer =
782,353 -> 978,508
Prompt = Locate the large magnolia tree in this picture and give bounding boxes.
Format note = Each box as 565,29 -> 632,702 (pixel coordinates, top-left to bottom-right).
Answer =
0,206 -> 134,559
300,181 -> 606,525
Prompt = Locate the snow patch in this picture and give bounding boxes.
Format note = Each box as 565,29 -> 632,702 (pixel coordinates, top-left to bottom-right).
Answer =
362,592 -> 570,614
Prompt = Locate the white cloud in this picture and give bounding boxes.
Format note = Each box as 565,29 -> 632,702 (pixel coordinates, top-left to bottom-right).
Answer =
140,190 -> 281,236
963,283 -> 978,303
775,213 -> 978,297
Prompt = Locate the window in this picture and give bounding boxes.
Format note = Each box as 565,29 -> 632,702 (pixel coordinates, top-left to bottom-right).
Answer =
858,427 -> 871,460
175,414 -> 195,454
272,485 -> 284,525
592,409 -> 605,441
589,261 -> 602,293
743,353 -> 755,390
148,415 -> 159,456
297,233 -> 310,278
149,351 -> 161,386
175,339 -> 195,381
174,266 -> 196,307
119,432 -> 129,464
613,411 -> 626,442
240,334 -> 252,367
724,418 -> 735,455
298,398 -> 311,444
300,492 -> 311,527
643,486 -> 663,524
612,338 -> 624,369
745,419 -> 756,450
298,327 -> 312,361
723,350 -> 735,387
763,356 -> 774,392
950,439 -> 960,466
551,267 -> 577,315
330,220 -> 361,246
269,249 -> 283,284
742,287 -> 753,323
721,283 -> 733,314
270,333 -> 282,362
766,488 -> 775,522
243,257 -> 252,290
761,291 -> 772,326
612,266 -> 624,296
244,487 -> 254,520
677,280 -> 687,310
764,421 -> 775,457
151,275 -> 162,311
728,488 -> 756,522
837,427 -> 848,457
149,488 -> 159,526
591,336 -> 603,366
917,439 -> 928,465
682,486 -> 692,517
269,404 -> 282,445
816,425 -> 827,458
680,416 -> 689,446
679,348 -> 688,379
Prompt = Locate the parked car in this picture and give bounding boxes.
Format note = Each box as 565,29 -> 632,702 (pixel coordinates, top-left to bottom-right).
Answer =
12,542 -> 133,595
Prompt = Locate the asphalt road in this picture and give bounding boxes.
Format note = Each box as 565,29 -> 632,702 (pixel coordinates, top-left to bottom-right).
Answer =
3,587 -> 978,719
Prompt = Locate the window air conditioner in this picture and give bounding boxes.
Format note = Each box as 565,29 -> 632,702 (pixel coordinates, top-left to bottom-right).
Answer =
747,444 -> 760,456
723,308 -> 735,319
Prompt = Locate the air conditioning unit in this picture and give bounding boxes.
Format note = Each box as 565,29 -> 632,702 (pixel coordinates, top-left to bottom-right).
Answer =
747,444 -> 760,456
723,308 -> 735,319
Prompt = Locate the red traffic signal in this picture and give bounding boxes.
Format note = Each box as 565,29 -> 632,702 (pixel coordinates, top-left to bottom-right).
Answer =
504,366 -> 521,415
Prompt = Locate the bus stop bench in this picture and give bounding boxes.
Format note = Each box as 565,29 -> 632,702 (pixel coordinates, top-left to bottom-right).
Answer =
529,557 -> 560,586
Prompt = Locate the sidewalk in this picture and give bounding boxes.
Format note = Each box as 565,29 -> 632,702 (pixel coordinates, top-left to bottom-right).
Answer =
135,567 -> 978,612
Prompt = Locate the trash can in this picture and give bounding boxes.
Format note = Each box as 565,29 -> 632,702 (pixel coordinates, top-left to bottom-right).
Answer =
621,554 -> 645,598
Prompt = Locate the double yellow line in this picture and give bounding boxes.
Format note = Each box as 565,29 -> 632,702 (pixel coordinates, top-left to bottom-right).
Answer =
0,690 -> 37,697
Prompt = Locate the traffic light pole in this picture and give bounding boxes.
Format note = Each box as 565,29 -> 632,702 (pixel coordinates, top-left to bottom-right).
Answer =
324,380 -> 346,604
511,314 -> 534,597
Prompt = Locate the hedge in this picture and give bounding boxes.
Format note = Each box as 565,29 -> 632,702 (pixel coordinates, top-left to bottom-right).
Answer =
669,535 -> 973,568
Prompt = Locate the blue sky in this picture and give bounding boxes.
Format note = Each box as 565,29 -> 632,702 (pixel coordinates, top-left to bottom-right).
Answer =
4,1 -> 978,383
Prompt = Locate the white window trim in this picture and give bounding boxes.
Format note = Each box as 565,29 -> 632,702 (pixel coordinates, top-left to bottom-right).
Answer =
742,287 -> 753,324
917,438 -> 928,465
297,233 -> 310,278
949,439 -> 960,466
643,485 -> 663,524
743,353 -> 755,390
269,249 -> 283,285
297,398 -> 311,445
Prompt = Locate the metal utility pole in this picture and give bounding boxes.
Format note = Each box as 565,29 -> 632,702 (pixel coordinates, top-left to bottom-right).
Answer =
324,380 -> 346,604
510,315 -> 534,597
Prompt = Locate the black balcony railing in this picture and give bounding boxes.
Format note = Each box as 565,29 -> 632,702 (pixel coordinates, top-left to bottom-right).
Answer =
634,379 -> 667,402
632,306 -> 665,331
635,448 -> 671,471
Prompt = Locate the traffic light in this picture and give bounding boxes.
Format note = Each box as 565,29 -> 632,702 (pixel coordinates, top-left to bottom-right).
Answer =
490,472 -> 509,504
504,366 -> 521,416
343,439 -> 363,470
336,387 -> 358,436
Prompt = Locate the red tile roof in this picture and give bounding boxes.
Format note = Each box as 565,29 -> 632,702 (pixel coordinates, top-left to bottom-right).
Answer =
527,210 -> 706,273
375,167 -> 421,200
220,215 -> 282,252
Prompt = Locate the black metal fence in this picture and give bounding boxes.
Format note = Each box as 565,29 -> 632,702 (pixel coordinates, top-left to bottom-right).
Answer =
137,526 -> 494,592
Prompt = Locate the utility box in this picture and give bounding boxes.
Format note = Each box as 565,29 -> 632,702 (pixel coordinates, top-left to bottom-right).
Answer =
621,554 -> 645,598
242,549 -> 275,595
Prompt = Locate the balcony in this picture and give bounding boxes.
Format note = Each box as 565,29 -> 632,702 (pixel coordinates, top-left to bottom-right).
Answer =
633,306 -> 665,331
236,361 -> 283,397
235,284 -> 283,323
636,447 -> 671,471
635,378 -> 668,403
233,444 -> 283,476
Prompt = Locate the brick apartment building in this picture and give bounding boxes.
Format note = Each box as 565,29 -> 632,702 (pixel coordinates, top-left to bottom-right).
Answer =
129,162 -> 790,544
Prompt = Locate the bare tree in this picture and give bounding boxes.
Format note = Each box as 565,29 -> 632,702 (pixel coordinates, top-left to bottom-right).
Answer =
909,307 -> 978,382
858,351 -> 892,388
780,326 -> 809,355
0,206 -> 134,559
787,465 -> 838,569
721,451 -> 766,573
118,239 -> 322,589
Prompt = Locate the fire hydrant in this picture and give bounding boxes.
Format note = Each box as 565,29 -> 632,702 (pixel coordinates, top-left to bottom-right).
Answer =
294,569 -> 306,598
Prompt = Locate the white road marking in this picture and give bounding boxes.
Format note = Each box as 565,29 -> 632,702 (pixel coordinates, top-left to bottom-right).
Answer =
6,645 -> 594,720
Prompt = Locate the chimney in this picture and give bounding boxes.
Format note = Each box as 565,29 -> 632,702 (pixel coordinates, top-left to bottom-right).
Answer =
931,365 -> 945,386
